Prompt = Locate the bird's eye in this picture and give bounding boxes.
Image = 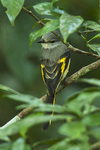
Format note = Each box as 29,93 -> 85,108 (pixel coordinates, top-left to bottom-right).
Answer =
51,40 -> 55,43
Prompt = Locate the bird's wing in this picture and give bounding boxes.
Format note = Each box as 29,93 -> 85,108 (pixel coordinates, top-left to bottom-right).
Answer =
41,50 -> 71,95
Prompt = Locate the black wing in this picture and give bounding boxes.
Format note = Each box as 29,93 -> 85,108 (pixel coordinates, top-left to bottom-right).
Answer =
41,51 -> 71,96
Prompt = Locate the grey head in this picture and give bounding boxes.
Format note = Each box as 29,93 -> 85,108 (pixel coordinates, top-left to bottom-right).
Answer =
38,31 -> 63,49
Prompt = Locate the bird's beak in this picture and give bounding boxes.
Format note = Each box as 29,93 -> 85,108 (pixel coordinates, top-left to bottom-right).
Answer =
38,38 -> 45,43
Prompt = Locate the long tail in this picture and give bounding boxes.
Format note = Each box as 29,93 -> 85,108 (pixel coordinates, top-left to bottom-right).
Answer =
42,93 -> 55,130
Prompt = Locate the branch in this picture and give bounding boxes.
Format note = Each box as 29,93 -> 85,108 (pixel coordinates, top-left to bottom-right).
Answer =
22,7 -> 44,26
0,59 -> 100,129
23,7 -> 100,59
18,59 -> 100,119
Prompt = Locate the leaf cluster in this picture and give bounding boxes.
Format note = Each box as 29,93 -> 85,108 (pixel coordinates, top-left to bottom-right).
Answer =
0,79 -> 100,149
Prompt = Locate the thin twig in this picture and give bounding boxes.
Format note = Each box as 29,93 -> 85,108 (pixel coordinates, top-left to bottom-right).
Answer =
22,7 -> 45,26
23,6 -> 100,59
68,45 -> 100,59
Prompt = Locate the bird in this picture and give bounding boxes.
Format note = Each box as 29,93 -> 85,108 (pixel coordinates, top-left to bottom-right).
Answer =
38,31 -> 71,130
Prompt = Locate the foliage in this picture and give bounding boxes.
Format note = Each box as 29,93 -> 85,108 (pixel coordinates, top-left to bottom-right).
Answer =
0,80 -> 100,149
0,0 -> 100,149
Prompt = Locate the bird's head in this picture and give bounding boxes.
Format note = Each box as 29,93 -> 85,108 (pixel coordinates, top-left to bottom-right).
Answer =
38,31 -> 62,49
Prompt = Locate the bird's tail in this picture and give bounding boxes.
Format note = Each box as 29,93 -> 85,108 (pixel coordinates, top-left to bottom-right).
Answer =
42,93 -> 55,130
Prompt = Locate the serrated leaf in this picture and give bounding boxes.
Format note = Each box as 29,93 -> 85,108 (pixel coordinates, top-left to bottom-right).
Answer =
60,14 -> 83,42
1,0 -> 24,26
79,78 -> 100,86
59,122 -> 86,138
29,19 -> 59,46
82,112 -> 100,127
88,44 -> 100,55
33,2 -> 52,15
82,21 -> 100,31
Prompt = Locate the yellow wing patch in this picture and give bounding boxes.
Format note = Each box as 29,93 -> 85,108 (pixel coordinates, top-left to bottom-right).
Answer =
41,64 -> 45,83
58,57 -> 66,75
62,59 -> 71,80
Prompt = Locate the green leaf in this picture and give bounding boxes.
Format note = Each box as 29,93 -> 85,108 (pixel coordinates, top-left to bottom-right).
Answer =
79,78 -> 100,86
11,138 -> 25,150
34,103 -> 67,113
0,114 -> 69,138
52,6 -> 67,16
82,21 -> 100,31
48,139 -> 90,150
88,44 -> 100,55
82,112 -> 100,127
0,143 -> 11,150
6,93 -> 74,116
1,0 -> 24,26
59,122 -> 86,138
33,2 -> 53,15
33,138 -> 61,148
88,33 -> 100,43
0,84 -> 19,94
65,87 -> 100,115
52,0 -> 60,3
89,127 -> 100,140
24,145 -> 31,150
6,93 -> 36,103
29,19 -> 59,46
60,14 -> 83,42
11,138 -> 31,150
33,2 -> 66,17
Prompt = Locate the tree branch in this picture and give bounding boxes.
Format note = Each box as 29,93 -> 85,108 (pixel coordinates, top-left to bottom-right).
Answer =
23,7 -> 100,59
17,59 -> 100,119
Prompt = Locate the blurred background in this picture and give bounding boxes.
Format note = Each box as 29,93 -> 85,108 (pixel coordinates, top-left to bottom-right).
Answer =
0,0 -> 100,148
